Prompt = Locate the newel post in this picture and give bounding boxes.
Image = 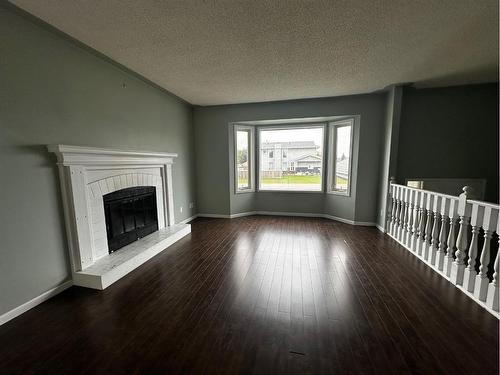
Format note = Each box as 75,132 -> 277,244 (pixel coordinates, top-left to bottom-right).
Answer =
451,186 -> 472,286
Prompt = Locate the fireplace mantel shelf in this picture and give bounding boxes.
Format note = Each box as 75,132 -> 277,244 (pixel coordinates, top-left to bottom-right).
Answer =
48,144 -> 178,166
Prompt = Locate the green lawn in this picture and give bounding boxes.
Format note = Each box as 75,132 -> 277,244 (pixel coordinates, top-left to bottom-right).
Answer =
261,175 -> 320,184
238,175 -> 347,186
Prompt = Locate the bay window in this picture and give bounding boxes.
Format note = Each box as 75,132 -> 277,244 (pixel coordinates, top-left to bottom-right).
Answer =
233,118 -> 354,196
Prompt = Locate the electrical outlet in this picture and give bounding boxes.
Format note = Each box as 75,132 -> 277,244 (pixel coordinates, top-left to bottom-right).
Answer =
189,202 -> 194,209
179,206 -> 183,213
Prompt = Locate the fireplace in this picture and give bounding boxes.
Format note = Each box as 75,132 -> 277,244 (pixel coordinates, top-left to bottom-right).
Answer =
48,145 -> 191,290
104,186 -> 159,253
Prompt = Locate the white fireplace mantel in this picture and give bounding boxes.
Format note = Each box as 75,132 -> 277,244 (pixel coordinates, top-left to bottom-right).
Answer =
48,145 -> 191,289
48,144 -> 178,165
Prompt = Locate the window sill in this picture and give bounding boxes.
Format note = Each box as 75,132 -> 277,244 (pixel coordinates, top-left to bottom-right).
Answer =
327,190 -> 351,197
235,189 -> 255,194
258,189 -> 324,194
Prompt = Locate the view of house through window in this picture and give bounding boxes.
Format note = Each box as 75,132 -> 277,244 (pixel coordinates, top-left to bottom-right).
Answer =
331,122 -> 352,193
258,126 -> 324,191
236,128 -> 251,190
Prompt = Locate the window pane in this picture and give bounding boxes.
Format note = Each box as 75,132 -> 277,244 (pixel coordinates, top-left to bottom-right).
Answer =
236,130 -> 250,190
259,127 -> 324,191
334,125 -> 352,192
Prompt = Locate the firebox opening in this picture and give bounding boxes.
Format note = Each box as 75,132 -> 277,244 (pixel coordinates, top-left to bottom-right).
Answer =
103,186 -> 158,253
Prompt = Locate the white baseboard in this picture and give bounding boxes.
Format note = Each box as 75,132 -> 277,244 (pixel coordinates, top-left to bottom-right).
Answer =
376,224 -> 386,233
0,280 -> 73,326
229,211 -> 256,218
197,213 -> 231,219
321,213 -> 376,226
256,210 -> 324,219
178,214 -> 198,224
198,211 -> 377,227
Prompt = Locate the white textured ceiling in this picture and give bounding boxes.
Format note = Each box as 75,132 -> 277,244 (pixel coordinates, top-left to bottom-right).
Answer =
10,0 -> 499,105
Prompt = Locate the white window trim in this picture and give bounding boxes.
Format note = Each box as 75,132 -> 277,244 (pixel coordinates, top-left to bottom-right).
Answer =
257,123 -> 326,193
234,125 -> 255,194
327,118 -> 354,196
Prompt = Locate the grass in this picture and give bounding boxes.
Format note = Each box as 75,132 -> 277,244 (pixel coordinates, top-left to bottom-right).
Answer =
238,175 -> 347,186
261,175 -> 320,184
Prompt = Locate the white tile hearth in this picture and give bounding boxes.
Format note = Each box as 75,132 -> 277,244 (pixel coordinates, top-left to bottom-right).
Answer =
73,224 -> 191,289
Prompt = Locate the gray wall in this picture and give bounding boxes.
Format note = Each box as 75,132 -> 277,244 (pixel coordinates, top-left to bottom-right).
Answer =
0,7 -> 196,315
397,84 -> 499,203
194,93 -> 387,222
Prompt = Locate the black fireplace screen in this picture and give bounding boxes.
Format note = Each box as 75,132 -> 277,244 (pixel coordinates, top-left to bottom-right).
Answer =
103,186 -> 158,253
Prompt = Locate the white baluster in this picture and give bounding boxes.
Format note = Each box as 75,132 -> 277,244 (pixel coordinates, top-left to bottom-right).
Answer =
423,193 -> 434,261
394,186 -> 401,238
444,199 -> 459,278
417,192 -> 427,257
486,241 -> 499,311
463,203 -> 484,292
474,207 -> 499,301
388,184 -> 397,235
388,184 -> 395,236
451,215 -> 469,285
389,183 -> 396,236
410,190 -> 420,252
405,190 -> 414,247
389,195 -> 396,236
429,195 -> 442,266
436,197 -> 450,271
486,217 -> 500,311
397,188 -> 406,241
474,230 -> 493,301
391,185 -> 398,237
401,189 -> 411,245
464,226 -> 480,291
451,187 -> 472,286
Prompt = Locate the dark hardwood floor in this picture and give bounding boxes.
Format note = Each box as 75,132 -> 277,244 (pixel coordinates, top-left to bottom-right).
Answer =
0,216 -> 498,374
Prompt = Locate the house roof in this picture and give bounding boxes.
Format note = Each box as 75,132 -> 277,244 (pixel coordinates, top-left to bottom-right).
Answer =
261,141 -> 318,149
291,154 -> 322,163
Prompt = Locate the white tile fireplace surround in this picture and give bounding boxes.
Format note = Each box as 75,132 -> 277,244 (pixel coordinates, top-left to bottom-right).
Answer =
48,145 -> 191,290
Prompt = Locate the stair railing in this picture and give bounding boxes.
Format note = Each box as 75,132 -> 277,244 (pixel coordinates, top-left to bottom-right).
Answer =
387,182 -> 499,315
